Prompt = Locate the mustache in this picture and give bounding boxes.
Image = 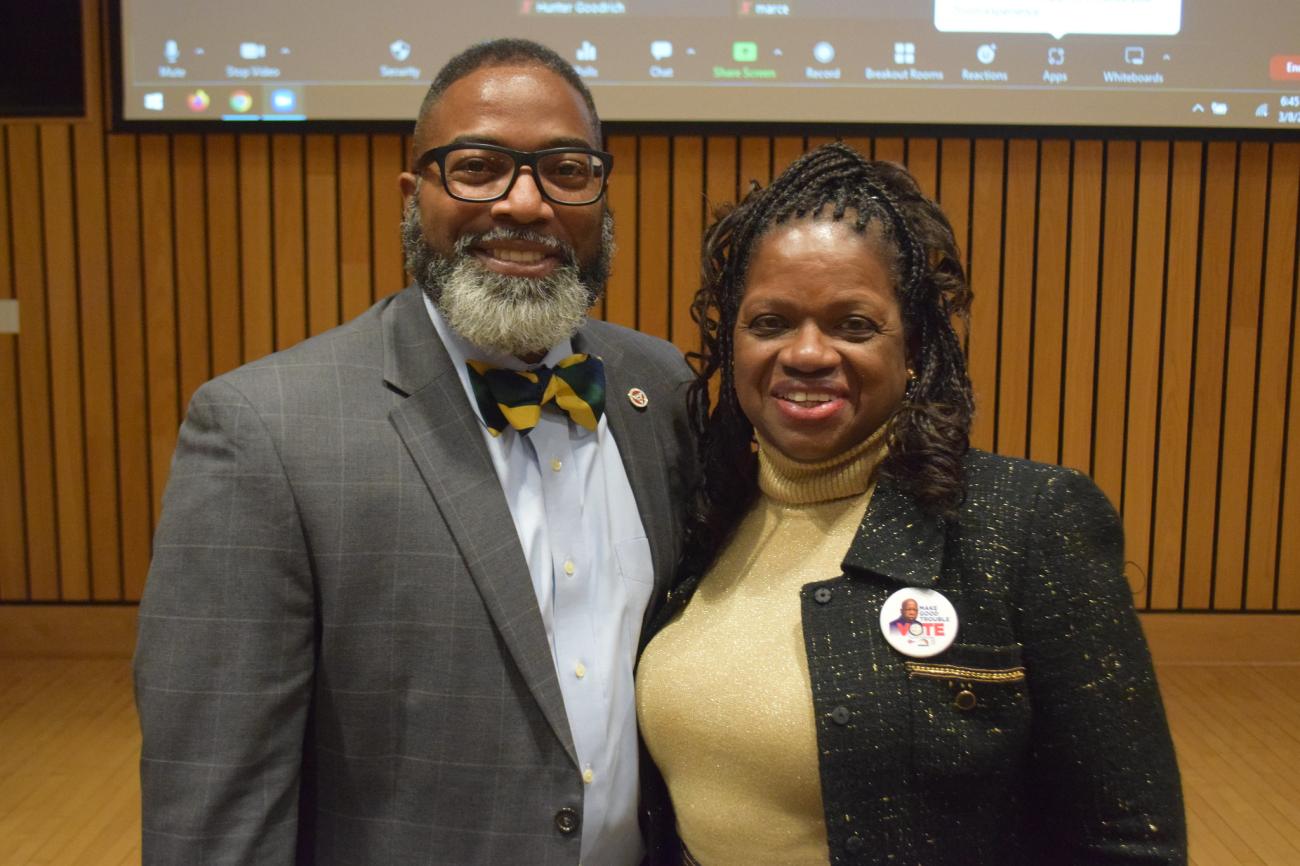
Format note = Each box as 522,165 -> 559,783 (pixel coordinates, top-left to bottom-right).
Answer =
453,227 -> 577,267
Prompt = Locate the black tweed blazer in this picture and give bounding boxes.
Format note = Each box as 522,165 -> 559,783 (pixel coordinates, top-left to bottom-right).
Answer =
643,449 -> 1186,866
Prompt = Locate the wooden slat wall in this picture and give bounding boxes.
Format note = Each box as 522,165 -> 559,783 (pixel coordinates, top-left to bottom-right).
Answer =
2,1 -> 1299,611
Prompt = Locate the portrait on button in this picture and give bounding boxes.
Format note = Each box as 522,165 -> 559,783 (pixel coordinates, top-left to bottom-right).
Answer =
889,597 -> 920,634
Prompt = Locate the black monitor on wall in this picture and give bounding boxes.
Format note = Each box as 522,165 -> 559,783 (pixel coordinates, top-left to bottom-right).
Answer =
1,0 -> 85,118
111,0 -> 1300,134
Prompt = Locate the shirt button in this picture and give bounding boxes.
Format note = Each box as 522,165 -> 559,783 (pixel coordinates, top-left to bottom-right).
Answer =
575,662 -> 586,679
845,834 -> 865,853
582,767 -> 594,784
554,807 -> 580,835
813,587 -> 833,604
954,689 -> 977,711
551,457 -> 563,472
830,705 -> 851,725
563,560 -> 575,576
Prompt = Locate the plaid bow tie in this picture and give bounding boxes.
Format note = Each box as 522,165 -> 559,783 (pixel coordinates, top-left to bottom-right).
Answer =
467,354 -> 606,437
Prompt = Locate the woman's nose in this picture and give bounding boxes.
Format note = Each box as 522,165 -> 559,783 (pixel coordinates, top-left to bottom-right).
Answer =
781,323 -> 838,371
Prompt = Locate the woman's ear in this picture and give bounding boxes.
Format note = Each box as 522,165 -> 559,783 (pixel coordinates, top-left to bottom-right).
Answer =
905,330 -> 922,378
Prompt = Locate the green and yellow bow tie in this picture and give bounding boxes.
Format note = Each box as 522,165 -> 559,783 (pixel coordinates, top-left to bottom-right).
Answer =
467,354 -> 606,437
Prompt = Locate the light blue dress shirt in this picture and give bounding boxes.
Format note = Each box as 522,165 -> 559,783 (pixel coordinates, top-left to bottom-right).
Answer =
425,298 -> 653,866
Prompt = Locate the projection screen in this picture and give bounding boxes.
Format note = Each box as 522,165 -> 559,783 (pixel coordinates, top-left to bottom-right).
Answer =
115,0 -> 1300,132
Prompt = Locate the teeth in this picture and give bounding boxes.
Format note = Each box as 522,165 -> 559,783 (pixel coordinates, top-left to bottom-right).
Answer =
488,248 -> 546,264
787,391 -> 833,404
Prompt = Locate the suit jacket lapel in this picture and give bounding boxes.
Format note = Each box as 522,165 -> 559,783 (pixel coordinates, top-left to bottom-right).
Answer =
574,326 -> 678,636
841,474 -> 947,588
382,286 -> 577,767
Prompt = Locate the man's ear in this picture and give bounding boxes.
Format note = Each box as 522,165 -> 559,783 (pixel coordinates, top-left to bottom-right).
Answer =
398,172 -> 419,198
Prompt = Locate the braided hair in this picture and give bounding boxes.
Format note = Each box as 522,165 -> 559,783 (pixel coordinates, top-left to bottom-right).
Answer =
681,141 -> 974,581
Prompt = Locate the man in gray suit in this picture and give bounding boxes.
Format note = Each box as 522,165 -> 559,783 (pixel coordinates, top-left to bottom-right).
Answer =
135,39 -> 693,865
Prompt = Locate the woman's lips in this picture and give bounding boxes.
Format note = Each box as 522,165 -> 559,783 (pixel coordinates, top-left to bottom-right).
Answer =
772,390 -> 847,422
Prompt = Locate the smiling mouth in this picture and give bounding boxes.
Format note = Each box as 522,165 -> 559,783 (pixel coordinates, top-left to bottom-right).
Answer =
773,387 -> 847,422
483,247 -> 549,264
782,391 -> 836,405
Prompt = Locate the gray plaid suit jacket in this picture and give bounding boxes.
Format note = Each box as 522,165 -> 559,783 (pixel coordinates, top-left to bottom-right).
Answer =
134,285 -> 695,865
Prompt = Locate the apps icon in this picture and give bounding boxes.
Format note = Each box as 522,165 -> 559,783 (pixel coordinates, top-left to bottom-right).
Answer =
390,40 -> 411,62
240,42 -> 267,60
733,41 -> 758,63
270,89 -> 296,112
1047,47 -> 1065,65
187,89 -> 210,112
894,42 -> 916,64
1124,46 -> 1145,65
813,41 -> 835,64
651,40 -> 673,61
143,92 -> 164,111
576,40 -> 597,62
229,90 -> 253,113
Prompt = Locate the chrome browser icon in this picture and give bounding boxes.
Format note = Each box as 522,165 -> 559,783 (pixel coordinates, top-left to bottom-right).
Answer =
229,90 -> 254,113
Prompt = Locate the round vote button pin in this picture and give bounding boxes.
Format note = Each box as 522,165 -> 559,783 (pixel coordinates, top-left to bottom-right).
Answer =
879,587 -> 959,658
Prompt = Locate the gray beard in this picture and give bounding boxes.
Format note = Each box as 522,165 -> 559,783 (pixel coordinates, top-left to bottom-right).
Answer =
401,197 -> 615,358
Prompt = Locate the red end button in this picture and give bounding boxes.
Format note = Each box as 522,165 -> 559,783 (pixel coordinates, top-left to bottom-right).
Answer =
1271,55 -> 1300,81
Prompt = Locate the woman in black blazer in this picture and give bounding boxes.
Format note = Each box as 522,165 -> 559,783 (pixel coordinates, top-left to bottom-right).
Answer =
636,143 -> 1185,865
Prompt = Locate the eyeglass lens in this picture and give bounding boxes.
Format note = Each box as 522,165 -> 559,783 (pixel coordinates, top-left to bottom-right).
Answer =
442,147 -> 607,203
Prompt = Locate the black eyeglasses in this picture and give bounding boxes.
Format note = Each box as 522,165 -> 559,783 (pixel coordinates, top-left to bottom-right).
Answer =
413,142 -> 613,206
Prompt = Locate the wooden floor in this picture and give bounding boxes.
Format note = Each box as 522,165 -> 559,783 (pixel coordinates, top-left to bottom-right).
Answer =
0,660 -> 1296,865
0,660 -> 139,865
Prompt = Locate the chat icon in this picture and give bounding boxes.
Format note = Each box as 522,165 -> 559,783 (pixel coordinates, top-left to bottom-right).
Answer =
651,40 -> 673,61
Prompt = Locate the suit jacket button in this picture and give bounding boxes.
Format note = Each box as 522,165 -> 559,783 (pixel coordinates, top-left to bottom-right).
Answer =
954,689 -> 977,711
554,807 -> 581,835
845,834 -> 865,853
813,587 -> 833,604
830,705 -> 851,725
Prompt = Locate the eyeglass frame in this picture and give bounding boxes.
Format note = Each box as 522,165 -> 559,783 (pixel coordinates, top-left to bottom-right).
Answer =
412,142 -> 615,206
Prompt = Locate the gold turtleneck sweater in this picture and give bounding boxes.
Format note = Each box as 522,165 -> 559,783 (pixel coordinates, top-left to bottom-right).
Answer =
636,430 -> 886,866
